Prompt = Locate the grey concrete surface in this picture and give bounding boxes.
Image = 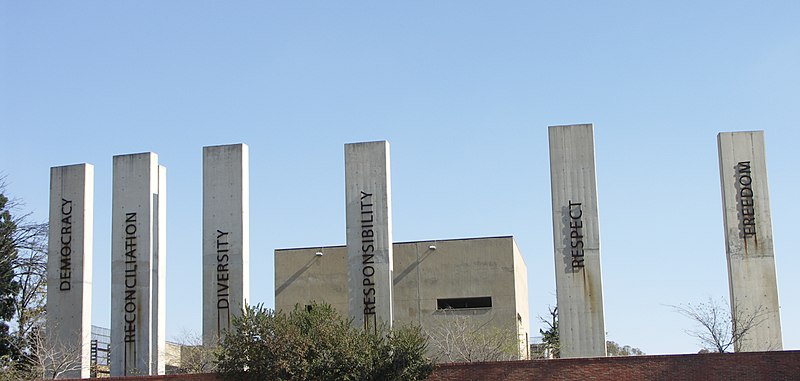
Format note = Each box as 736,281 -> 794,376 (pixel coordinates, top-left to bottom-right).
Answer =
718,131 -> 783,351
110,153 -> 165,376
47,163 -> 93,379
344,141 -> 394,332
548,124 -> 607,358
202,144 -> 250,345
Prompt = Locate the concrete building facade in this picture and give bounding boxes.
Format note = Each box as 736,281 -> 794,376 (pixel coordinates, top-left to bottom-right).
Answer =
275,236 -> 530,360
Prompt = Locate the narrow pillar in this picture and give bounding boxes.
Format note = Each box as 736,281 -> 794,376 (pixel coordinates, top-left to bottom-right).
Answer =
202,144 -> 250,345
152,165 -> 166,374
47,163 -> 93,378
110,153 -> 166,376
718,131 -> 782,351
345,141 -> 393,332
548,124 -> 607,358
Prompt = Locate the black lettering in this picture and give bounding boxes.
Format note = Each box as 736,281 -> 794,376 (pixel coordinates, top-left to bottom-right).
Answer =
362,266 -> 374,277
59,199 -> 73,288
737,161 -> 751,173
737,162 -> 757,237
61,198 -> 72,214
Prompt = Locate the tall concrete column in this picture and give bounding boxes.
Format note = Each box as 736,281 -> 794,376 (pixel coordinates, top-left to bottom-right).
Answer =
718,131 -> 783,352
110,153 -> 166,376
202,144 -> 250,345
345,141 -> 393,332
47,163 -> 93,379
548,124 -> 607,358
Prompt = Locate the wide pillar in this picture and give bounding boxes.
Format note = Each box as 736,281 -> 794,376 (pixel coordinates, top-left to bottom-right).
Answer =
110,153 -> 166,376
345,141 -> 393,332
717,131 -> 782,352
202,144 -> 250,345
47,163 -> 93,379
548,124 -> 607,358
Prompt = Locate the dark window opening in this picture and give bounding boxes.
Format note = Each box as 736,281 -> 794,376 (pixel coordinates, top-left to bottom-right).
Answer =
437,296 -> 492,310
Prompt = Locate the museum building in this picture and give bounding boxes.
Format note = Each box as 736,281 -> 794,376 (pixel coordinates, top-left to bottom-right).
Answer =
274,235 -> 531,360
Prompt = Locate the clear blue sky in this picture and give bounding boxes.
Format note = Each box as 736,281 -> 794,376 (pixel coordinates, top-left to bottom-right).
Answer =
2,1 -> 799,354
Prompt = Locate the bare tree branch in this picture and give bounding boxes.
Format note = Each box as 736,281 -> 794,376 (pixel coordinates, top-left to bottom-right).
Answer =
168,329 -> 219,374
426,310 -> 520,363
669,297 -> 769,353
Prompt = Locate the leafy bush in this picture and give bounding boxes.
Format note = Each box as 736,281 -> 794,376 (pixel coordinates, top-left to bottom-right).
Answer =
216,302 -> 433,381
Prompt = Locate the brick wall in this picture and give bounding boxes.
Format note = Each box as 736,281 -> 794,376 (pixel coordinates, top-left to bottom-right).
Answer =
61,350 -> 800,381
429,351 -> 800,381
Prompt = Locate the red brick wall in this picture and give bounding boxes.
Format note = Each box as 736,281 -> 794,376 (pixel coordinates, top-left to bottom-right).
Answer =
61,351 -> 800,381
429,351 -> 800,381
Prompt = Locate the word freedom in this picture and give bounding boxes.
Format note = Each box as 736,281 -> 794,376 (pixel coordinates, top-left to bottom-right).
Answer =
737,161 -> 757,237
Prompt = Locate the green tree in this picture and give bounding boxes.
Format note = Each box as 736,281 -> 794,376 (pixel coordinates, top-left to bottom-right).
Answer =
0,191 -> 21,359
216,303 -> 433,381
538,305 -> 559,358
606,340 -> 644,356
0,181 -> 49,379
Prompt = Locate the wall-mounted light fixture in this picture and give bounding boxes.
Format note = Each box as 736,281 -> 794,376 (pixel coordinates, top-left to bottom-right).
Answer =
429,245 -> 437,250
315,251 -> 324,256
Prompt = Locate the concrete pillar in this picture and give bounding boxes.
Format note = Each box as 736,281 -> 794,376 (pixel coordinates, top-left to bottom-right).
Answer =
202,144 -> 250,345
110,153 -> 166,376
345,141 -> 393,332
548,124 -> 607,358
718,131 -> 783,352
47,164 -> 93,379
